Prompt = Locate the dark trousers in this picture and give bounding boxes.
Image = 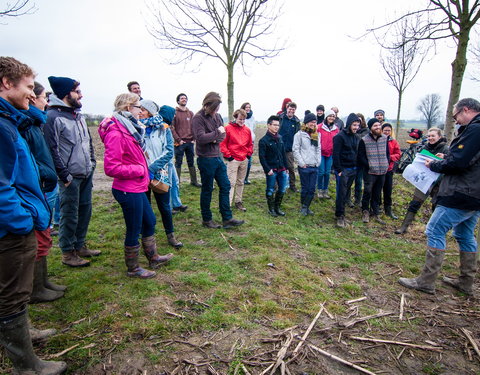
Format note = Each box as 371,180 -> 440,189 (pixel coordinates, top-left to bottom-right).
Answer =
0,231 -> 36,317
146,188 -> 174,234
112,188 -> 156,247
382,170 -> 394,208
197,157 -> 232,222
362,173 -> 386,215
335,168 -> 356,217
285,152 -> 296,189
58,172 -> 93,253
174,143 -> 195,168
298,167 -> 317,202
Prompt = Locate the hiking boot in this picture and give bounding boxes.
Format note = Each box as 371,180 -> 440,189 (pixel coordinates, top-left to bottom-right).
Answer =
442,251 -> 477,295
167,233 -> 183,249
188,166 -> 202,187
244,179 -> 251,185
62,251 -> 90,267
222,218 -> 245,229
42,257 -> 67,292
395,211 -> 416,234
141,236 -> 174,269
398,247 -> 445,294
373,215 -> 386,225
385,206 -> 398,220
300,205 -> 309,216
323,190 -> 331,199
346,199 -> 354,208
76,246 -> 101,257
316,190 -> 324,199
29,259 -> 64,304
235,202 -> 247,212
362,210 -> 370,223
336,216 -> 346,228
172,205 -> 188,214
0,311 -> 67,374
267,194 -> 277,217
202,220 -> 222,229
274,192 -> 286,216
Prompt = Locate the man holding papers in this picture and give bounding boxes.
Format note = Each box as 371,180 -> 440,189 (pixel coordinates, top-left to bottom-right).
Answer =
399,98 -> 480,295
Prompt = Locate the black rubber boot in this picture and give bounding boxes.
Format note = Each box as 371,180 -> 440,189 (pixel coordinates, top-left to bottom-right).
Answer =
305,194 -> 314,215
0,311 -> 67,374
42,257 -> 67,292
188,166 -> 202,187
385,206 -> 398,220
267,194 -> 277,217
274,192 -> 285,216
395,211 -> 416,234
29,259 -> 64,304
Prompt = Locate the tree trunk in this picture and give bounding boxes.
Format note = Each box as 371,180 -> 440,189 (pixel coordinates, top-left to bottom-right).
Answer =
395,90 -> 403,139
227,63 -> 234,121
444,29 -> 470,141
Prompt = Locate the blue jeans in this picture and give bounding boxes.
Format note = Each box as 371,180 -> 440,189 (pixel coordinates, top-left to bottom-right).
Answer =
265,171 -> 289,196
335,168 -> 356,217
174,143 -> 195,168
112,188 -> 156,247
58,173 -> 93,253
298,167 -> 317,202
45,184 -> 60,225
197,157 -> 232,222
425,205 -> 480,252
168,162 -> 183,208
146,189 -> 174,234
317,155 -> 333,190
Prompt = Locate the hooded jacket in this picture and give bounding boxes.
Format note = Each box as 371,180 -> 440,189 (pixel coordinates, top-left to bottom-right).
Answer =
292,128 -> 321,168
44,94 -> 95,183
317,120 -> 339,157
332,113 -> 360,173
0,98 -> 50,238
220,121 -> 253,161
171,106 -> 194,144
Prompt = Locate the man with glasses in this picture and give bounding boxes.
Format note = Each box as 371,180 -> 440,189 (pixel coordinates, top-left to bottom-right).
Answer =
44,76 -> 100,268
399,98 -> 480,296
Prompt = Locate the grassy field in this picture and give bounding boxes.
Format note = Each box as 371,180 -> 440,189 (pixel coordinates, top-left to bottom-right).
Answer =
3,167 -> 480,374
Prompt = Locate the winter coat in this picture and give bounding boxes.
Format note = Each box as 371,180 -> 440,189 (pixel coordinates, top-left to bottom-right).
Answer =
0,98 -> 50,239
44,95 -> 95,183
386,137 -> 401,172
258,131 -> 288,174
220,122 -> 253,161
292,130 -> 321,168
332,128 -> 359,173
278,113 -> 300,152
317,123 -> 339,157
430,114 -> 480,210
19,106 -> 58,192
192,109 -> 226,157
422,138 -> 449,155
245,114 -> 256,142
171,106 -> 194,144
98,116 -> 149,193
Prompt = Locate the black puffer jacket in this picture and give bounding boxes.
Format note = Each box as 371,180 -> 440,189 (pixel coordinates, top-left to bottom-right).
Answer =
430,114 -> 480,210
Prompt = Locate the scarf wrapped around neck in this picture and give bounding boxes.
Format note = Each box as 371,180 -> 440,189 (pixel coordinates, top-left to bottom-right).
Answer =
140,114 -> 165,135
246,110 -> 253,119
114,111 -> 146,151
301,123 -> 318,146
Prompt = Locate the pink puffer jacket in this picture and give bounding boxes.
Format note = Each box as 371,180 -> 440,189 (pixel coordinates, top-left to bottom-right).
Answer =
98,117 -> 149,193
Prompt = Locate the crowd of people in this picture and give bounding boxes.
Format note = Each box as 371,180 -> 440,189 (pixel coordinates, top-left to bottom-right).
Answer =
1,55 -> 480,374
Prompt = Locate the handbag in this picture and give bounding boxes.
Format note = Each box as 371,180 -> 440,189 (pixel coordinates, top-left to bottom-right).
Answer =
149,167 -> 170,194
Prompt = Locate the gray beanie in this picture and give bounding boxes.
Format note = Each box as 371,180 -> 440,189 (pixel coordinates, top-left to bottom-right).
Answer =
324,109 -> 336,118
140,99 -> 160,116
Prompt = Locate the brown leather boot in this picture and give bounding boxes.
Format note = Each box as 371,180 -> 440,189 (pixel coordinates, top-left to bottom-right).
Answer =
141,235 -> 174,269
76,246 -> 101,257
62,251 -> 90,267
124,245 -> 156,278
167,233 -> 183,249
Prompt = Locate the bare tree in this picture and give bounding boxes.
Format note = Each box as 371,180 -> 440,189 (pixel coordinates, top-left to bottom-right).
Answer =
417,93 -> 442,129
378,18 -> 430,136
146,0 -> 284,118
366,0 -> 480,141
0,0 -> 35,21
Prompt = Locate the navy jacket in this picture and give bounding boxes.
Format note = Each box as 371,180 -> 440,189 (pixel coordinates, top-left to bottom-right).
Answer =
258,131 -> 288,174
278,112 -> 300,152
0,98 -> 50,239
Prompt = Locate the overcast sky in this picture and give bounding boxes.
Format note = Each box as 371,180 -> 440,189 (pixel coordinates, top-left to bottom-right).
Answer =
1,0 -> 478,122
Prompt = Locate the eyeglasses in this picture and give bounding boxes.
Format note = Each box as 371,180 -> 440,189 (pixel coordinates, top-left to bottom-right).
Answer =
132,105 -> 142,109
71,89 -> 82,95
452,108 -> 463,121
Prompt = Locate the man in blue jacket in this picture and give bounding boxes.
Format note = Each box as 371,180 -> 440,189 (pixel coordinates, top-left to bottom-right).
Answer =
399,98 -> 480,296
279,102 -> 300,192
0,56 -> 66,374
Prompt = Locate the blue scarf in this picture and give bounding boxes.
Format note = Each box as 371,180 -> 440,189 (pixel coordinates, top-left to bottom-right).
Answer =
141,114 -> 165,135
0,97 -> 31,128
22,105 -> 47,125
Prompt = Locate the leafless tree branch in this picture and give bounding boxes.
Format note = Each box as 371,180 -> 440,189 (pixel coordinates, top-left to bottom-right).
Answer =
417,93 -> 443,128
0,0 -> 36,23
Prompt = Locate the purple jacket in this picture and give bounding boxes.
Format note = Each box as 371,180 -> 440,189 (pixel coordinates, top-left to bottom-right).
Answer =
98,117 -> 149,193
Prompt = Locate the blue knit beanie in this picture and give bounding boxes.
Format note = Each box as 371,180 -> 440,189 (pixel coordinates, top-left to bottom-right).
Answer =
48,76 -> 76,99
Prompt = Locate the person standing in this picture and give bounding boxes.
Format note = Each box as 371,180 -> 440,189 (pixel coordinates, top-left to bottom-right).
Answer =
240,102 -> 255,185
374,109 -> 385,124
381,123 -> 401,219
192,92 -> 245,229
44,76 -> 100,267
331,106 -> 345,131
259,115 -> 289,216
317,109 -> 339,199
333,113 -> 361,227
316,104 -> 325,124
350,113 -> 369,206
399,98 -> 480,296
293,112 -> 321,216
220,109 -> 253,211
171,93 -> 201,187
0,56 -> 67,375
127,81 -> 142,100
357,118 -> 390,224
279,102 -> 301,192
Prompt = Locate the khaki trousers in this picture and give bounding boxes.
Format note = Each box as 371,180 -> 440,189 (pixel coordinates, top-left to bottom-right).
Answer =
226,159 -> 248,205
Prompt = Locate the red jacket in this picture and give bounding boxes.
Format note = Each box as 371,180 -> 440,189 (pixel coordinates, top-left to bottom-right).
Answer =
317,123 -> 339,157
220,122 -> 253,161
387,137 -> 401,171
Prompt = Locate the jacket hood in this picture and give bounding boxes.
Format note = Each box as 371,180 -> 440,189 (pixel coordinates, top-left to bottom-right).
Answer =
47,94 -> 69,108
345,113 -> 360,133
98,116 -> 128,143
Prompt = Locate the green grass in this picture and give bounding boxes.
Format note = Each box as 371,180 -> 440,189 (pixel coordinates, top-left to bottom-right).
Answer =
3,174 -> 471,374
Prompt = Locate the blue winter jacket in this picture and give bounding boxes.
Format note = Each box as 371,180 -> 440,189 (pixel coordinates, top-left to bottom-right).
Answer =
0,98 -> 50,239
278,112 -> 300,152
